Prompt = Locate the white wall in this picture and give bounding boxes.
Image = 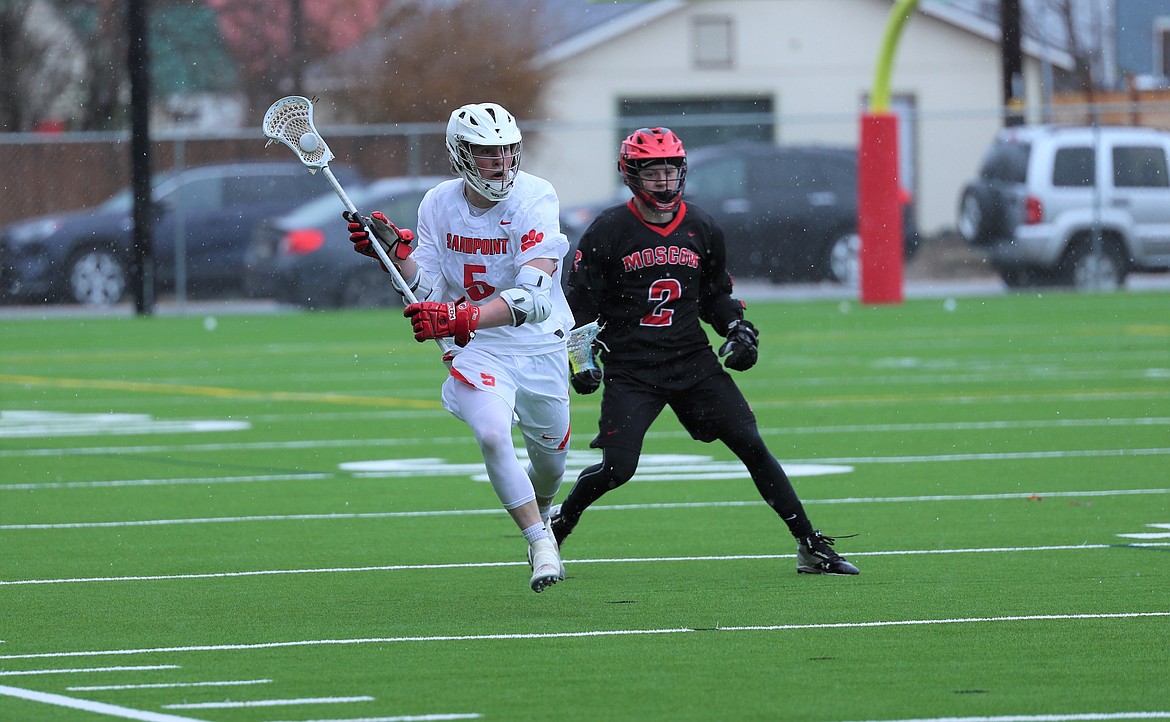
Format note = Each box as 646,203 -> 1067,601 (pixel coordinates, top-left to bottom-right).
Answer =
524,0 -> 1046,236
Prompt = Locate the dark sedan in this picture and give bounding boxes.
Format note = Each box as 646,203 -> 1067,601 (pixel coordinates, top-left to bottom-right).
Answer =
244,176 -> 446,309
563,142 -> 920,284
0,162 -> 362,305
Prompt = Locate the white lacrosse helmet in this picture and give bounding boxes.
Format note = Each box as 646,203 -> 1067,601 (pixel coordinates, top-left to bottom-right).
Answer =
446,102 -> 523,201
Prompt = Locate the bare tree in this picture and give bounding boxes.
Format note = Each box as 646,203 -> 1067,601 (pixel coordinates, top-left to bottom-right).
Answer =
206,0 -> 386,121
329,0 -> 550,124
957,0 -> 1114,93
1017,0 -> 1113,92
0,0 -> 85,131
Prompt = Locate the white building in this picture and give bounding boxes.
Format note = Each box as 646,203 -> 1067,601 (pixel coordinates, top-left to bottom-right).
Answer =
524,0 -> 1072,235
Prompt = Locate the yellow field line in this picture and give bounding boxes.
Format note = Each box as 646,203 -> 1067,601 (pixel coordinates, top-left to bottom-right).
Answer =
0,374 -> 438,409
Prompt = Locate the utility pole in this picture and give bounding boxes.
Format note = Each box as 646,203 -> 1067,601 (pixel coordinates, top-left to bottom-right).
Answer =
1000,0 -> 1025,127
127,0 -> 154,314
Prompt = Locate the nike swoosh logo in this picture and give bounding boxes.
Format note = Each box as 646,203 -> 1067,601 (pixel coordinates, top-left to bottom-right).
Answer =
500,220 -> 512,225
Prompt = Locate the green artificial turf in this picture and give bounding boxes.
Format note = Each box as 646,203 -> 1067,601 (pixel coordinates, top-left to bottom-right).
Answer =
1,290 -> 1167,721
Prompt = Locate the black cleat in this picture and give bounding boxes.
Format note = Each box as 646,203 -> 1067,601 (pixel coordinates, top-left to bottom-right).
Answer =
797,531 -> 860,575
549,504 -> 572,548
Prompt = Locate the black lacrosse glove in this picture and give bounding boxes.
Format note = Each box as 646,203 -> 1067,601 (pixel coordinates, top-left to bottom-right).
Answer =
718,319 -> 759,371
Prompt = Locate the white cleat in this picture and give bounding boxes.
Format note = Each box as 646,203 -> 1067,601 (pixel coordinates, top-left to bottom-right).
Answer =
528,537 -> 565,593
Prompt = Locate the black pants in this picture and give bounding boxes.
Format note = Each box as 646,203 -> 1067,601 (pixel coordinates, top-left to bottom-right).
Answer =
560,352 -> 814,539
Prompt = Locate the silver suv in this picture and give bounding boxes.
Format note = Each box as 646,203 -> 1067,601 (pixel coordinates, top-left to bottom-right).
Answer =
957,125 -> 1170,290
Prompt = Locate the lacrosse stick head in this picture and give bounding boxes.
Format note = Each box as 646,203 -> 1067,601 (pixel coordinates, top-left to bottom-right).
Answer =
567,320 -> 605,376
263,96 -> 334,170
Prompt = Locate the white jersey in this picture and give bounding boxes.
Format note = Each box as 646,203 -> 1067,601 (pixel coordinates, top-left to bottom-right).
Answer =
414,171 -> 574,354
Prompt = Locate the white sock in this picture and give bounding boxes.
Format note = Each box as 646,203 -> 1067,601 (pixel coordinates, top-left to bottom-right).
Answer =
539,504 -> 551,524
522,522 -> 549,545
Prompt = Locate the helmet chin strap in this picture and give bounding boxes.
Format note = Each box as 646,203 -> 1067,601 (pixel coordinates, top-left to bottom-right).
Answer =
632,193 -> 678,223
635,185 -> 681,214
649,188 -> 681,208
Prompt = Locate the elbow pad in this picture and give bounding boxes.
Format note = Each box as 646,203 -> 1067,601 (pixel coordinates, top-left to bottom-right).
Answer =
501,265 -> 555,326
398,266 -> 438,303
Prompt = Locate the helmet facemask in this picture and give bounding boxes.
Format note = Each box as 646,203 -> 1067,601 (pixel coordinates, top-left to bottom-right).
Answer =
446,103 -> 523,202
623,157 -> 687,213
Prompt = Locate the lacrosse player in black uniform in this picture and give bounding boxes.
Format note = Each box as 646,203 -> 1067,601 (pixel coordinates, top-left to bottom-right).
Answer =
553,127 -> 859,575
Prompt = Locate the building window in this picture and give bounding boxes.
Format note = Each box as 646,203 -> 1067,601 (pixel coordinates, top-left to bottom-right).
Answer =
1159,21 -> 1170,78
692,15 -> 733,69
618,97 -> 773,149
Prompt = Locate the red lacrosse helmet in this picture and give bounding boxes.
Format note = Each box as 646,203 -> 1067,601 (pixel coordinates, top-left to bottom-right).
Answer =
618,127 -> 687,212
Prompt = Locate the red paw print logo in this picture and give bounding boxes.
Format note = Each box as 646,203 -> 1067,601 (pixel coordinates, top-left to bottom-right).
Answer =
520,229 -> 544,252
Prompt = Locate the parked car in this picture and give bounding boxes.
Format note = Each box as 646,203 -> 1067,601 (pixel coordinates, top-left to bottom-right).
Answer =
561,142 -> 921,284
957,124 -> 1170,290
244,176 -> 446,309
0,162 -> 362,305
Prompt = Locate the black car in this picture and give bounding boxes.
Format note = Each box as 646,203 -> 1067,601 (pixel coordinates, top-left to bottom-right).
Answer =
244,176 -> 446,309
0,162 -> 362,305
563,142 -> 920,284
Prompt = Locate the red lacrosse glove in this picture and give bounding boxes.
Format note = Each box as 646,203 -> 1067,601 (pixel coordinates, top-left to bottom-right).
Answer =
343,210 -> 415,267
404,297 -> 480,347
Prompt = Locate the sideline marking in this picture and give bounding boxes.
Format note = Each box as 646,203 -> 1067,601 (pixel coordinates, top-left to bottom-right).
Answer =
2,542 -> 1167,587
265,711 -> 479,716
0,411 -> 248,439
3,489 -> 1167,531
0,436 -> 468,459
1,612 -> 1166,660
0,684 -> 205,722
0,375 -> 439,409
0,473 -> 330,492
164,695 -> 373,709
70,679 -> 272,692
838,714 -> 1170,722
0,664 -> 177,676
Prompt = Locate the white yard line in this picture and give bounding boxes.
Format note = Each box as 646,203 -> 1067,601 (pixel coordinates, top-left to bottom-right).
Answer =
0,665 -> 178,676
69,679 -> 271,692
2,488 -> 1167,531
3,446 -> 1170,492
0,612 -> 1166,661
163,695 -> 373,709
2,417 -> 1168,459
1,542 -> 1167,588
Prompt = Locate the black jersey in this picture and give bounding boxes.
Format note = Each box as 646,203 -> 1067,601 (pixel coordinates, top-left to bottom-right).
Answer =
566,200 -> 744,365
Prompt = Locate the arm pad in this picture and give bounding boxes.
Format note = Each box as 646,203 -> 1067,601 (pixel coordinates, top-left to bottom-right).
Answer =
500,264 -> 555,326
395,266 -> 437,303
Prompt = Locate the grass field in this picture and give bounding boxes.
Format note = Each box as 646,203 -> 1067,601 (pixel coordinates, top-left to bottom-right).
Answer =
1,290 -> 1168,722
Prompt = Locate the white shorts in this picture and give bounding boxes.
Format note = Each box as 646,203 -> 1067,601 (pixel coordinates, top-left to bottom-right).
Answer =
441,345 -> 571,452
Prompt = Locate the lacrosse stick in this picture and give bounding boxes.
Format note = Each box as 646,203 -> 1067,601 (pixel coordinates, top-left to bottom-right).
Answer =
262,96 -> 453,353
567,320 -> 606,376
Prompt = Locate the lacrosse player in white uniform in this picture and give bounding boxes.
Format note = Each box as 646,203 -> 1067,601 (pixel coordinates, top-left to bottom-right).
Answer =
346,102 -> 573,592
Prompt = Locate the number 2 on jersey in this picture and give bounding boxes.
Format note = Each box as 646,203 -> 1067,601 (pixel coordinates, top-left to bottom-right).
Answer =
641,277 -> 681,326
